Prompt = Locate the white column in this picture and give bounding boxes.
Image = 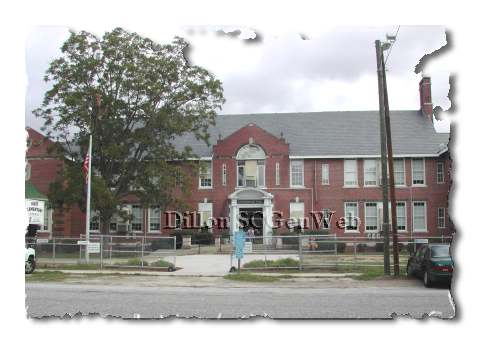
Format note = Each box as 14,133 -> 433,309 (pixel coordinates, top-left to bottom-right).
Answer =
263,198 -> 273,245
230,199 -> 238,236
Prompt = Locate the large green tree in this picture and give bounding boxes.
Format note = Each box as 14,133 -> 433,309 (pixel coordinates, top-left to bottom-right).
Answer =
35,28 -> 224,233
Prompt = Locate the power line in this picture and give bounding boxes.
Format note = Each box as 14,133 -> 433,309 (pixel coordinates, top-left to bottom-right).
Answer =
384,25 -> 401,65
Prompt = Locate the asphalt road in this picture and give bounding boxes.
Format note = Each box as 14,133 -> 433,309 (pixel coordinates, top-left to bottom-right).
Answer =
26,282 -> 455,319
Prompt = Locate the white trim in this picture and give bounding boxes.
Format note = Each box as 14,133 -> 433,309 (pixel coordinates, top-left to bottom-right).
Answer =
396,201 -> 407,232
344,159 -> 358,187
290,159 -> 304,187
437,207 -> 446,229
275,161 -> 280,186
344,201 -> 359,233
436,161 -> 445,184
198,161 -> 213,189
147,207 -> 161,233
394,158 -> 406,186
364,202 -> 379,232
411,158 -> 426,186
289,153 -> 444,159
321,163 -> 329,185
222,163 -> 227,186
412,201 -> 428,232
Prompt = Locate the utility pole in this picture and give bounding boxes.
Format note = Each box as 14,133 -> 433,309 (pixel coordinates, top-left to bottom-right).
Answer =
375,40 -> 390,276
381,48 -> 400,276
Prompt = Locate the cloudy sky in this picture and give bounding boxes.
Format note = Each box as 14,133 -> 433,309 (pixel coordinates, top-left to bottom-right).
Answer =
25,25 -> 451,133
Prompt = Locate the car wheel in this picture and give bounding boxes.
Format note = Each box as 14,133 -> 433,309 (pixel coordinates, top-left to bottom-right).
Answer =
423,271 -> 432,287
406,262 -> 414,277
25,259 -> 35,274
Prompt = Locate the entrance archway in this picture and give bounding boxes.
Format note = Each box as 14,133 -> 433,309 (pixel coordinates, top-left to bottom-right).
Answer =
228,188 -> 273,242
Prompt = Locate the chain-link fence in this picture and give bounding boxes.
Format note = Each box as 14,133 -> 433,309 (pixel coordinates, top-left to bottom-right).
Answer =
26,235 -> 177,270
231,235 -> 453,272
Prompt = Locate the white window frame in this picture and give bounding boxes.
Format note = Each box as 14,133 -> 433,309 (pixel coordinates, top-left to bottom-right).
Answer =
199,162 -> 212,189
222,163 -> 227,186
411,158 -> 426,186
344,159 -> 358,187
396,201 -> 407,232
363,159 -> 378,187
289,201 -> 305,231
257,161 -> 266,187
321,163 -> 329,185
364,202 -> 379,232
436,161 -> 445,184
130,205 -> 144,233
437,207 -> 446,229
275,161 -> 280,186
393,159 -> 406,186
344,202 -> 359,232
39,208 -> 53,233
412,201 -> 427,232
198,202 -> 213,231
290,160 -> 304,187
148,206 -> 161,233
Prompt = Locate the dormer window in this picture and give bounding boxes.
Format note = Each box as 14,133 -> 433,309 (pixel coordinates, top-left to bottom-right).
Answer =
236,144 -> 266,188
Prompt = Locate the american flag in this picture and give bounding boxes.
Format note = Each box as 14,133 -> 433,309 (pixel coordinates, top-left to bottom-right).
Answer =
82,152 -> 89,185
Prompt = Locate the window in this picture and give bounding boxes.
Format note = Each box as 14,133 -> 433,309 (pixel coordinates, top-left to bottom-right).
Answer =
90,211 -> 100,232
344,159 -> 358,186
131,205 -> 144,232
290,160 -> 304,187
199,163 -> 212,188
364,159 -> 378,186
344,202 -> 359,231
393,159 -> 405,186
437,207 -> 446,228
25,162 -> 31,181
275,162 -> 280,186
148,207 -> 161,232
321,163 -> 329,185
237,160 -> 265,187
198,202 -> 213,230
289,202 -> 305,231
222,163 -> 227,186
42,208 -> 52,232
396,202 -> 407,231
365,202 -> 378,231
413,201 -> 427,232
437,162 -> 445,184
412,158 -> 425,185
322,208 -> 331,229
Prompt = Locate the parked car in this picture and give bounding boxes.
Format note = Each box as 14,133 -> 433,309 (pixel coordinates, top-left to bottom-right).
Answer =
25,247 -> 36,274
406,244 -> 453,287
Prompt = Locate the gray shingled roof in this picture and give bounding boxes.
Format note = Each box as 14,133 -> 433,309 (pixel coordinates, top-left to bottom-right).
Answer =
173,111 -> 450,158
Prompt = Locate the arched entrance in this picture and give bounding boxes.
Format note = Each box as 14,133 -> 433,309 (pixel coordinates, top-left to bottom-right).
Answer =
228,188 -> 274,242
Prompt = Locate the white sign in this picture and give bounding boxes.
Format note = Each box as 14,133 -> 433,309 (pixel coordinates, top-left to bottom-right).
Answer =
36,238 -> 49,244
244,241 -> 253,254
87,242 -> 100,254
26,199 -> 45,225
414,238 -> 429,244
77,240 -> 89,245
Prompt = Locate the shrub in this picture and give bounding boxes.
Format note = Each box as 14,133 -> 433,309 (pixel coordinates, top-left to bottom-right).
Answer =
114,258 -> 149,266
243,257 -> 299,269
192,232 -> 214,245
150,239 -> 175,251
375,243 -> 385,252
356,243 -> 368,252
149,259 -> 173,268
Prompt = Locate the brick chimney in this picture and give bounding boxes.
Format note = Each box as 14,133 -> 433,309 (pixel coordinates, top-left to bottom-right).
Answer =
419,76 -> 433,121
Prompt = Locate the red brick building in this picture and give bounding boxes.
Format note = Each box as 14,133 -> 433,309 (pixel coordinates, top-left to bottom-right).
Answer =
26,77 -> 452,240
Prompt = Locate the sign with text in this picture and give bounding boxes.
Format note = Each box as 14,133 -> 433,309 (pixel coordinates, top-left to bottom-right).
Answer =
87,242 -> 100,254
26,199 -> 45,225
234,231 -> 246,259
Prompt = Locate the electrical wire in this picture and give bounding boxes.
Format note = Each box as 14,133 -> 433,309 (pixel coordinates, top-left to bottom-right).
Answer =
384,25 -> 401,65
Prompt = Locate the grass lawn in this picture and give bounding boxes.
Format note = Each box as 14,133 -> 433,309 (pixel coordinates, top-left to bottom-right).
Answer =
36,263 -> 99,270
224,272 -> 293,283
25,271 -> 67,282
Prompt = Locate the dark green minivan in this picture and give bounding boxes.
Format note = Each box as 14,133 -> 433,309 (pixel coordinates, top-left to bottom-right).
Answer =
407,244 -> 453,287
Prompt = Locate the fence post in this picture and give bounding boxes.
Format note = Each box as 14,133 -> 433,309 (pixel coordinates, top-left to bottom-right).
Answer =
52,237 -> 56,262
100,235 -> 103,270
173,236 -> 177,269
353,241 -> 357,269
298,234 -> 303,271
334,234 -> 337,268
141,237 -> 145,268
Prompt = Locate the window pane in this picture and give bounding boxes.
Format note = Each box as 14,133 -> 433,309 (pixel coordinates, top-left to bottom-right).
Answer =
412,159 -> 425,185
413,202 -> 426,230
396,202 -> 406,230
257,163 -> 265,186
345,202 -> 358,230
365,202 -> 378,230
364,160 -> 377,186
321,164 -> 329,185
344,160 -> 357,186
291,160 -> 304,186
394,159 -> 405,185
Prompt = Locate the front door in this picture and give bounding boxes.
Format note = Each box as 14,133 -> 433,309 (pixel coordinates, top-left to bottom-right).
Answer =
239,208 -> 263,236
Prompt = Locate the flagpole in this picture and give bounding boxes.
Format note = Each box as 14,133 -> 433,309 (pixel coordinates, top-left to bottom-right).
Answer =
85,134 -> 92,263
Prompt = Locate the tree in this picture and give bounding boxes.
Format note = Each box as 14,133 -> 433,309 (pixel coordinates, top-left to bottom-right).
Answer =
35,28 -> 225,233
